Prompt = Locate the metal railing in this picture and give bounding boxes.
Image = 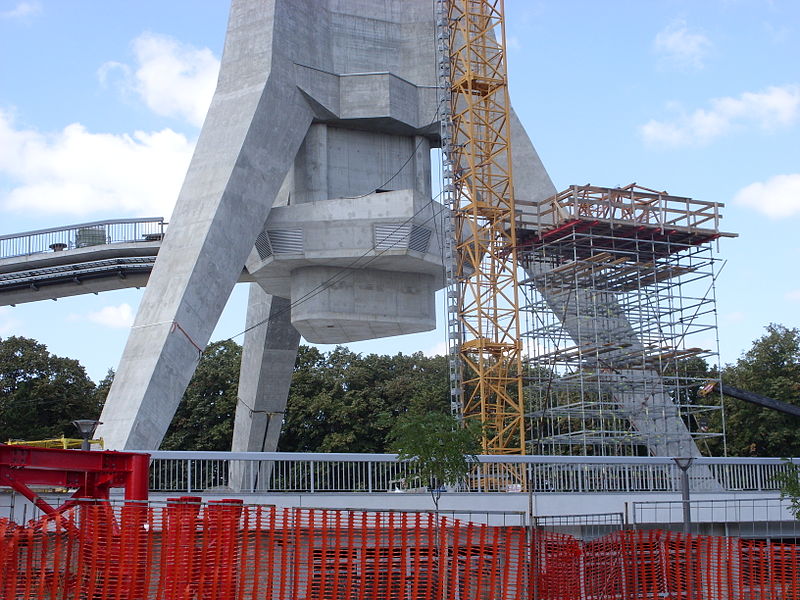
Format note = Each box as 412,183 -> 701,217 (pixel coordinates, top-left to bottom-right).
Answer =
145,452 -> 798,495
0,217 -> 166,259
532,184 -> 727,233
632,497 -> 800,537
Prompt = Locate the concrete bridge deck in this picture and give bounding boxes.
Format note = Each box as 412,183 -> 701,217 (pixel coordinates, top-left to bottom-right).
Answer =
0,217 -> 253,305
2,453 -> 797,538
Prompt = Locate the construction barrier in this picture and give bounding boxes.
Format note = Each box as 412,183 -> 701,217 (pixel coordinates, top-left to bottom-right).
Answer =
1,501 -> 799,599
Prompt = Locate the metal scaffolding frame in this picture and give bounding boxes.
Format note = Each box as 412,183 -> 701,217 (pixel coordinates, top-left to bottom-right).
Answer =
518,184 -> 735,456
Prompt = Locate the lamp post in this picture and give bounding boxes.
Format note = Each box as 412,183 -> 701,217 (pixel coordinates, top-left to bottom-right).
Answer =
673,457 -> 695,534
72,419 -> 101,451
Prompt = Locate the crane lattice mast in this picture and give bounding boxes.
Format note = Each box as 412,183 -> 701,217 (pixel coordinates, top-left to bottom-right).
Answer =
437,0 -> 526,455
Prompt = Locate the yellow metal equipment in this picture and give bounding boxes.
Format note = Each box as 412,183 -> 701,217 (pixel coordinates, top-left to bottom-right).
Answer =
5,437 -> 104,449
445,0 -> 526,454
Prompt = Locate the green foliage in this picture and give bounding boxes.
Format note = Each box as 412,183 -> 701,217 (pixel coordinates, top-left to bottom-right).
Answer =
773,459 -> 800,519
160,340 -> 242,451
0,336 -> 99,442
279,346 -> 449,453
388,411 -> 481,509
94,368 -> 115,408
721,324 -> 800,457
88,342 -> 448,453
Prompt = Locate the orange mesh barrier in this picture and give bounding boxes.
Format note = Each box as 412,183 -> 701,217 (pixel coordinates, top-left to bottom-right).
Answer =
2,504 -> 800,599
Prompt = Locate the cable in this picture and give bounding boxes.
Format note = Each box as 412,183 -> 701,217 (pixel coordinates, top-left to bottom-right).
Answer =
342,137 -> 427,199
220,189 -> 447,344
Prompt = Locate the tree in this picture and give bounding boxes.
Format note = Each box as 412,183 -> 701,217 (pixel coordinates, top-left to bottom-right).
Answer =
721,324 -> 800,457
93,368 -> 115,409
160,340 -> 242,451
0,336 -> 99,442
388,410 -> 481,510
139,342 -> 450,453
279,346 -> 449,453
773,459 -> 800,519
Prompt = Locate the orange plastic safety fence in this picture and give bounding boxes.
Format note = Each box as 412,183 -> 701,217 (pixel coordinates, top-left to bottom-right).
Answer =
3,505 -> 800,599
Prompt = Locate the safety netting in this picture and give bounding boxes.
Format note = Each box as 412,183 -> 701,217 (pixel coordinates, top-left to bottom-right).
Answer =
1,499 -> 799,599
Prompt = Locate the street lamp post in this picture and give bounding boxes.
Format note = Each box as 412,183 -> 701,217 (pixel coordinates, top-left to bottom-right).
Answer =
72,419 -> 102,451
673,457 -> 695,534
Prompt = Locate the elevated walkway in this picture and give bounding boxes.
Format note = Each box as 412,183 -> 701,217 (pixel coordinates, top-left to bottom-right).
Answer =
0,218 -> 164,305
0,218 -> 252,305
2,453 -> 796,537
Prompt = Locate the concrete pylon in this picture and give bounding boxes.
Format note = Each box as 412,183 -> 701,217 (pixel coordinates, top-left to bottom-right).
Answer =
509,112 -> 701,457
98,0 -> 447,450
97,0 -> 701,460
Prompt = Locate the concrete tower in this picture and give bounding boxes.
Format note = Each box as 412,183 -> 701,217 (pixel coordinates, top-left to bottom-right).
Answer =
97,0 -> 700,460
96,0 -> 496,450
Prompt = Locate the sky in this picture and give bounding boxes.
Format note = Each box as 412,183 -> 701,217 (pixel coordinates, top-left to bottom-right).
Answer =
0,0 -> 799,383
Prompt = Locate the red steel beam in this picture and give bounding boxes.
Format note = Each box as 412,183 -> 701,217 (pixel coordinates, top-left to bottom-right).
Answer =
0,443 -> 150,516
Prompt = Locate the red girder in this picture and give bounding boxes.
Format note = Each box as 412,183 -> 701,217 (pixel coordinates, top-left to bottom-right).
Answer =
0,443 -> 150,517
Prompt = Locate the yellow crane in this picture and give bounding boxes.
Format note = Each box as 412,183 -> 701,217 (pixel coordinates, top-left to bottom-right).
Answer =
440,0 -> 526,455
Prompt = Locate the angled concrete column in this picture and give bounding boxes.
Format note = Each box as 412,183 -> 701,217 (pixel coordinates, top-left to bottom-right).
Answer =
508,109 -> 702,457
230,285 -> 299,491
98,0 -> 315,449
526,274 -> 701,457
233,286 -> 298,455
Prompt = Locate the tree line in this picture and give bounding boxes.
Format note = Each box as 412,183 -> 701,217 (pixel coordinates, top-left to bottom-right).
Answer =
1,323 -> 799,456
0,338 -> 451,453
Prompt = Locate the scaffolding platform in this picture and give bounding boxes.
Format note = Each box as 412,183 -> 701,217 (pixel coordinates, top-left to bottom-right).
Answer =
519,184 -> 735,456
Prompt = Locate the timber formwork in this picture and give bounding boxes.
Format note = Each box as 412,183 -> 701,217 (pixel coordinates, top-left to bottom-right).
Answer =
518,184 -> 736,456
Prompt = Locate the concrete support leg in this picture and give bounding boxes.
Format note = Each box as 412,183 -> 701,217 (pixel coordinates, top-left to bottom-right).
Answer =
97,0 -> 315,450
229,284 -> 299,491
508,106 -> 703,458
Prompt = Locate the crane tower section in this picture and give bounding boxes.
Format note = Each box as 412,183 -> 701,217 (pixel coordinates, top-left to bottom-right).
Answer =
439,0 -> 526,454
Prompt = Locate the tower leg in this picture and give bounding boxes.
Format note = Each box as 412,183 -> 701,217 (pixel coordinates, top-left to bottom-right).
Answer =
509,107 -> 702,458
229,284 -> 299,491
97,0 -> 315,449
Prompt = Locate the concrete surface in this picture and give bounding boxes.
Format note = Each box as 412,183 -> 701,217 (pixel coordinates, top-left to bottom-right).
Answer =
98,0 -> 447,450
76,0 -> 700,459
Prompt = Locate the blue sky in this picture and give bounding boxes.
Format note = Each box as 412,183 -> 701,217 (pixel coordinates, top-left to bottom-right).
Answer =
1,0 -> 799,382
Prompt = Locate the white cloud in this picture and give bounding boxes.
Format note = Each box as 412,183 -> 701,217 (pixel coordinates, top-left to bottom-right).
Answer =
0,307 -> 22,336
640,84 -> 800,147
0,1 -> 41,19
69,303 -> 135,329
653,20 -> 712,70
101,33 -> 219,127
785,290 -> 800,302
0,33 -> 219,220
0,110 -> 194,218
734,173 -> 800,218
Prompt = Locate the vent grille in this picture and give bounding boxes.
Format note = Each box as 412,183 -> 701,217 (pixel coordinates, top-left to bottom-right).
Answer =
268,228 -> 304,254
255,231 -> 272,260
374,224 -> 411,250
409,226 -> 432,253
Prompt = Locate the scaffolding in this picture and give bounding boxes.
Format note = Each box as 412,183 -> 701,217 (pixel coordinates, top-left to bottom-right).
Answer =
518,184 -> 736,456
